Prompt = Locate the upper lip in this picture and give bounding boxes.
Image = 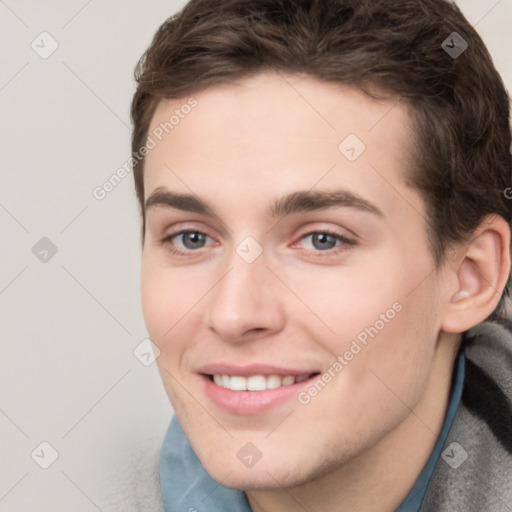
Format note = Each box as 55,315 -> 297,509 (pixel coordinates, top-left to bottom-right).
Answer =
198,363 -> 320,377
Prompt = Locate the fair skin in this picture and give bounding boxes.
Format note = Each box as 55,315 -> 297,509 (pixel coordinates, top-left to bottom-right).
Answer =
140,71 -> 510,511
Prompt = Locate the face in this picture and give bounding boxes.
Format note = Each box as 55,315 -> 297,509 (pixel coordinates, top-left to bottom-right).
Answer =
141,72 -> 450,490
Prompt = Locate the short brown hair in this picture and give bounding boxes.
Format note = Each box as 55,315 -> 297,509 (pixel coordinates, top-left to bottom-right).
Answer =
131,0 -> 511,316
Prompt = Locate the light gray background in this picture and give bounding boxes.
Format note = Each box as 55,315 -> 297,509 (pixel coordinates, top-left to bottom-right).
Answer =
0,1 -> 511,510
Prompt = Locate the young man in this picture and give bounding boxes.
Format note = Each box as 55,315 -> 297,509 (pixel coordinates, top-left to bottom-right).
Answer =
129,0 -> 512,510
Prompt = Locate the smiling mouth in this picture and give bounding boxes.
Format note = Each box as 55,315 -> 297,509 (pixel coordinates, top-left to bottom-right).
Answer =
208,373 -> 320,391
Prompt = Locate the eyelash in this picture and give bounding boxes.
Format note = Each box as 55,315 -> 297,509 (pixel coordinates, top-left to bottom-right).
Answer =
160,229 -> 355,258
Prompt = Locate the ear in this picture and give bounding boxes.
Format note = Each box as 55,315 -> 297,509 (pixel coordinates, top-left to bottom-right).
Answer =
441,215 -> 511,333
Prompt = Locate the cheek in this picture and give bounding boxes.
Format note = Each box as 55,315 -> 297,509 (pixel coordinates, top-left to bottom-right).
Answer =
292,255 -> 437,393
331,282 -> 437,422
140,256 -> 216,378
283,261 -> 404,344
140,260 -> 167,340
140,258 -> 192,345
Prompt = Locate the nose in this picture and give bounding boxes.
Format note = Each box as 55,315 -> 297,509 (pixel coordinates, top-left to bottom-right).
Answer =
205,250 -> 285,344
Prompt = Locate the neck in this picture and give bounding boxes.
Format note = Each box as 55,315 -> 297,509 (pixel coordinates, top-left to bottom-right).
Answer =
246,335 -> 461,512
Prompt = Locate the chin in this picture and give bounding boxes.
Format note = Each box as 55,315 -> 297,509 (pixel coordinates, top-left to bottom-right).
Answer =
208,467 -> 302,492
200,450 -> 326,492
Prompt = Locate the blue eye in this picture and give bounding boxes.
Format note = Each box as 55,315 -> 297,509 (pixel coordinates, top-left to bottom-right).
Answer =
302,232 -> 338,250
162,230 -> 214,253
299,231 -> 353,252
177,231 -> 208,249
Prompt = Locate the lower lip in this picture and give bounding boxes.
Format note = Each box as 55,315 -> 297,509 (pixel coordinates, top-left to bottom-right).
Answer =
201,374 -> 318,415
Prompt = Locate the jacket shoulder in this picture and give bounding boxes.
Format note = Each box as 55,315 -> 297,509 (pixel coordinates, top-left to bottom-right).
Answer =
421,309 -> 512,511
97,434 -> 164,512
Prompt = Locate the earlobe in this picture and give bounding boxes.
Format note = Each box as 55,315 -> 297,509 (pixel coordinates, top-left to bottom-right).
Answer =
442,215 -> 511,333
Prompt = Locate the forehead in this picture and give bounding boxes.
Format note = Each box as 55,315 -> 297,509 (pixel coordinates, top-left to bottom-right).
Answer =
143,72 -> 418,221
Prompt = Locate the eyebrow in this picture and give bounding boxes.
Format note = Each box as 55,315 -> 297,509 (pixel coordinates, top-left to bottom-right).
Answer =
145,186 -> 384,218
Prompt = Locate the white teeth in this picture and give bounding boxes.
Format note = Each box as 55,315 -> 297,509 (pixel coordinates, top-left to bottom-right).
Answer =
247,375 -> 267,391
281,375 -> 295,386
212,373 -> 311,391
266,375 -> 282,389
229,376 -> 247,391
